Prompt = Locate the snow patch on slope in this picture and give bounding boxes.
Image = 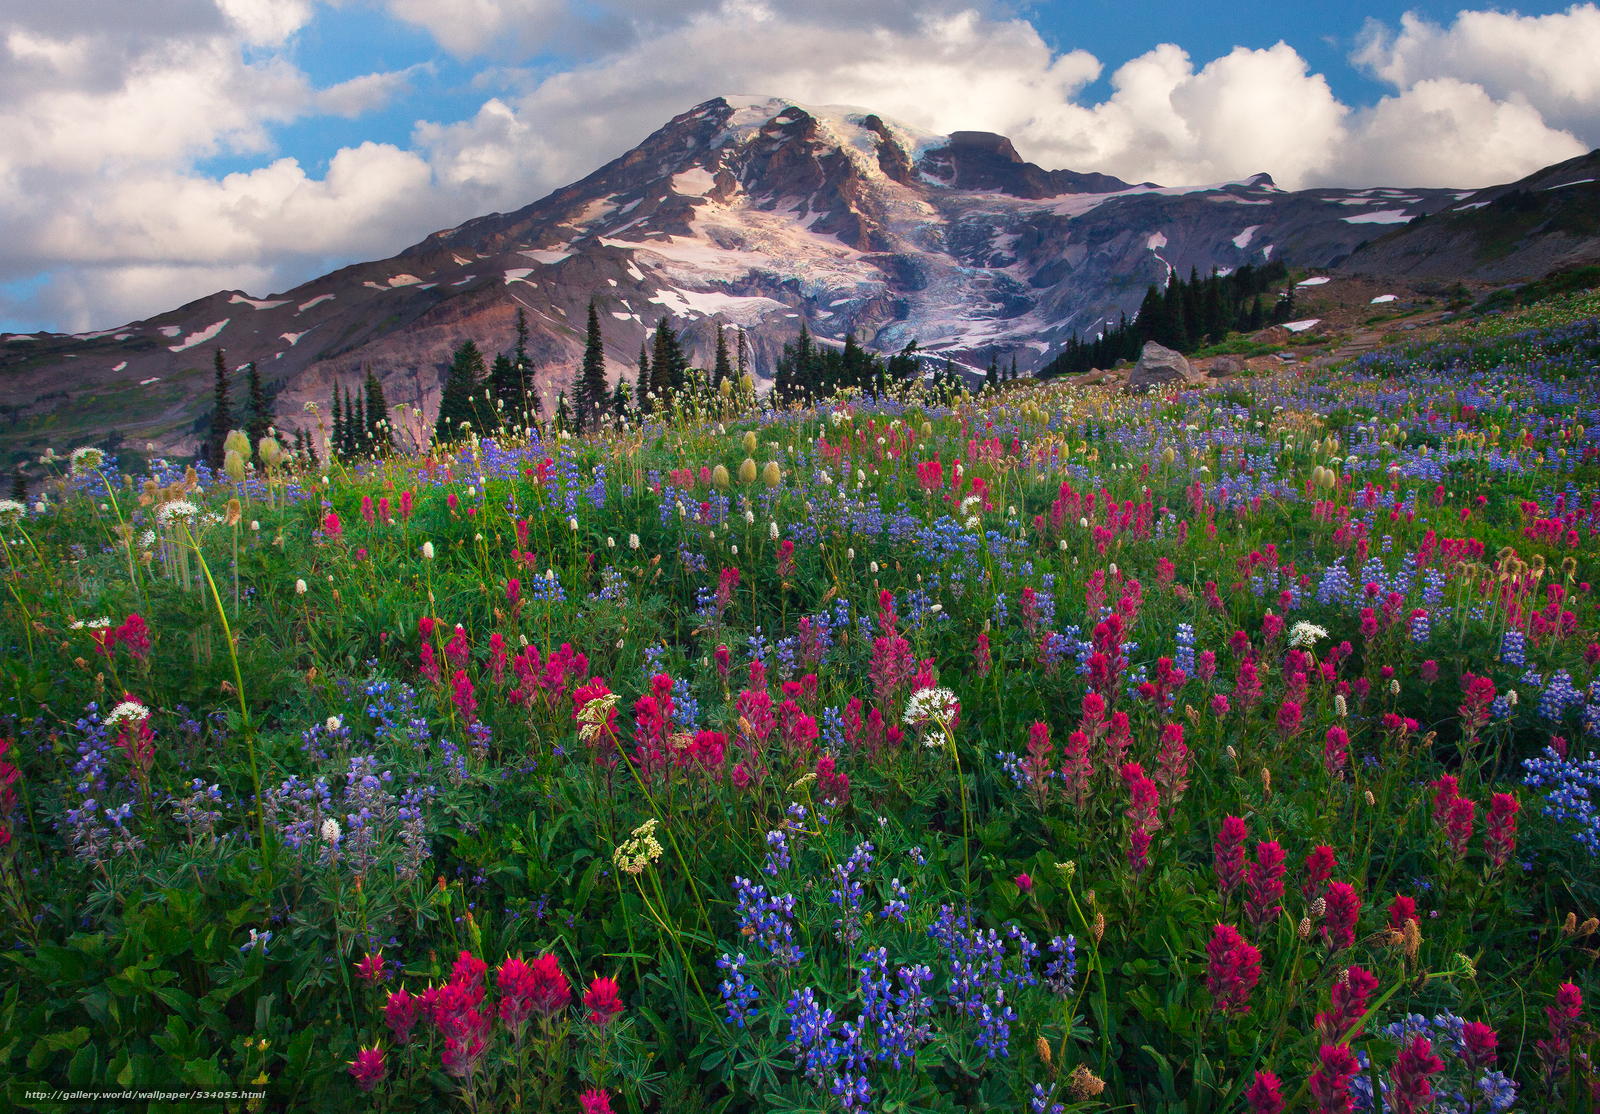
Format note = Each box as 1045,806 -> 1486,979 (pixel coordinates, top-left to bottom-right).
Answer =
229,295 -> 289,309
1232,226 -> 1260,249
1342,209 -> 1413,225
672,168 -> 717,196
298,294 -> 335,312
649,287 -> 789,326
169,319 -> 227,352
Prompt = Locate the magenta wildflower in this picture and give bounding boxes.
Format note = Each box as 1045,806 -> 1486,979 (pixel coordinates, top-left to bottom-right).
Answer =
1309,1043 -> 1360,1114
1205,923 -> 1261,1016
348,1044 -> 386,1092
1244,841 -> 1286,934
1322,882 -> 1360,950
1246,1070 -> 1285,1114
1484,793 -> 1520,870
1389,1034 -> 1445,1114
1213,816 -> 1248,900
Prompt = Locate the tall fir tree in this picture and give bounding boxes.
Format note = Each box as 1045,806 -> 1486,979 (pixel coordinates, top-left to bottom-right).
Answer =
329,386 -> 343,460
434,340 -> 488,444
364,370 -> 392,452
303,426 -> 319,467
488,355 -> 516,431
636,344 -> 651,412
206,347 -> 234,469
649,317 -> 687,403
244,362 -> 271,463
736,328 -> 749,381
578,300 -> 608,432
344,385 -> 361,457
985,353 -> 998,390
513,307 -> 541,419
712,324 -> 732,389
611,369 -> 632,421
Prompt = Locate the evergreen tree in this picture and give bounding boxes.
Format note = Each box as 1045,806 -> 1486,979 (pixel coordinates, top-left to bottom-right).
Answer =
736,329 -> 749,381
303,426 -> 319,467
244,362 -> 271,464
206,347 -> 234,469
712,325 -> 732,389
611,370 -> 632,421
330,386 -> 343,460
578,300 -> 608,433
345,385 -> 362,457
649,317 -> 687,402
636,344 -> 651,412
1271,284 -> 1297,326
1009,355 -> 1018,382
985,353 -> 998,390
886,340 -> 920,391
10,465 -> 24,503
293,427 -> 305,460
434,340 -> 488,444
364,370 -> 392,452
489,354 -> 518,431
513,308 -> 539,419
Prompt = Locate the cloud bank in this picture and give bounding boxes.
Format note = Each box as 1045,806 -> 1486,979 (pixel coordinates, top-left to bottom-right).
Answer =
3,0 -> 1597,332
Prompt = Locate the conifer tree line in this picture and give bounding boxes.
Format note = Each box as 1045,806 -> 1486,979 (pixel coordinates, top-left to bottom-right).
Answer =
203,350 -> 282,470
770,322 -> 922,405
1038,259 -> 1295,380
325,369 -> 395,460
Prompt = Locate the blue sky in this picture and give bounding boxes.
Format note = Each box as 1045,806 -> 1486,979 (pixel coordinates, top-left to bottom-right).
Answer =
3,0 -> 1597,333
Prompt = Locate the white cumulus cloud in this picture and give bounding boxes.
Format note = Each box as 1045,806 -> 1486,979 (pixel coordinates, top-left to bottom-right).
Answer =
5,0 -> 1599,333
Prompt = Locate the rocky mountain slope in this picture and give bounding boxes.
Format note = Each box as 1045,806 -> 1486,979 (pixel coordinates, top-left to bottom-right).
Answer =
1338,149 -> 1600,281
0,95 -> 1518,459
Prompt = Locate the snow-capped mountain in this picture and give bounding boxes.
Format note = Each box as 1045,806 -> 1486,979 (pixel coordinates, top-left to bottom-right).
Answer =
3,94 -> 1469,454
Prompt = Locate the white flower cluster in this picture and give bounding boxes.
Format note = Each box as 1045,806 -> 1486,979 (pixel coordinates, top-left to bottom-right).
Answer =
105,700 -> 150,726
904,686 -> 960,732
156,500 -> 198,523
1287,622 -> 1330,649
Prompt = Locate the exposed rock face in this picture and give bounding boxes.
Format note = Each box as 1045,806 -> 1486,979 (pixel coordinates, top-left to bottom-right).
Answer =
1339,149 -> 1600,280
1205,356 -> 1246,378
3,93 -> 1495,457
1126,342 -> 1200,391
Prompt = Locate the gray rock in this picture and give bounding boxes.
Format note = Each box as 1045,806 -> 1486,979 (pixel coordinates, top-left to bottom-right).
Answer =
1206,356 -> 1245,378
1126,342 -> 1200,391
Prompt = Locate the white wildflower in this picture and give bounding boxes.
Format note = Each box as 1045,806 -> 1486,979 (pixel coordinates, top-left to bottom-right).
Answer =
326,716 -> 342,732
628,533 -> 640,550
0,499 -> 25,524
87,617 -> 110,629
295,578 -> 307,595
320,818 -> 342,845
904,686 -> 960,730
70,446 -> 106,473
1288,622 -> 1329,649
105,700 -> 150,726
157,500 -> 198,523
422,541 -> 435,560
768,521 -> 779,540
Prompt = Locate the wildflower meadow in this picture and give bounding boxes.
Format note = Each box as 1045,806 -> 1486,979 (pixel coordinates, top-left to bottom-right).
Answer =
2,297 -> 1600,1114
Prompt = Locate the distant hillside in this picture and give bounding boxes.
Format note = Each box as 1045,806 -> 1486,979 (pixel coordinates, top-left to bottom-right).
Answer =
1339,150 -> 1600,281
